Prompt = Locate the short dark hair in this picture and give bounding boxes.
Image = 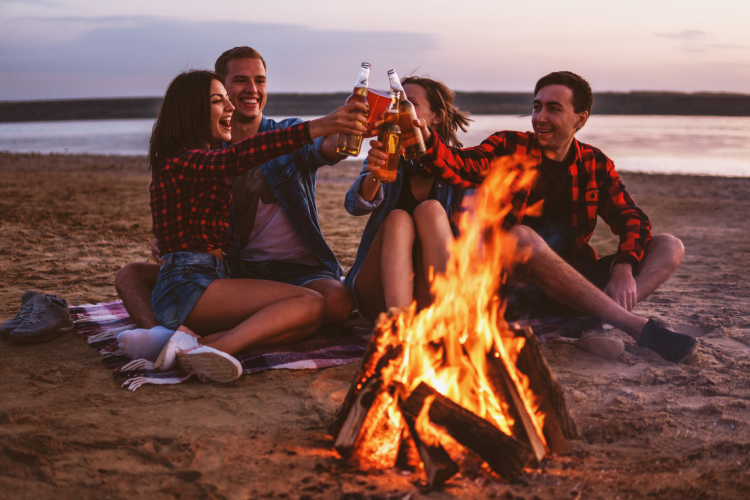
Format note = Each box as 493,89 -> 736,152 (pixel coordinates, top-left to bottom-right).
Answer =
214,46 -> 267,78
534,71 -> 593,114
148,70 -> 224,172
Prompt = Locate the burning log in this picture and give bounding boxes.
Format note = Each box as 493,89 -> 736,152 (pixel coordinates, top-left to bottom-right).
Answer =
401,414 -> 459,489
329,310 -> 404,439
401,382 -> 533,482
513,326 -> 578,451
333,343 -> 403,458
485,347 -> 547,463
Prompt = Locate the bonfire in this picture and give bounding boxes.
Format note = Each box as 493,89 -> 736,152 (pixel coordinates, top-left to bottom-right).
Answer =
329,155 -> 578,488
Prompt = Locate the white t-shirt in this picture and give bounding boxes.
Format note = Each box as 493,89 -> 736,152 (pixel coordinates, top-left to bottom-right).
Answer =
239,200 -> 319,265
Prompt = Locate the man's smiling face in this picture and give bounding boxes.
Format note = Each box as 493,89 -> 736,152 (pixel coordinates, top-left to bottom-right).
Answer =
531,84 -> 588,154
224,57 -> 267,124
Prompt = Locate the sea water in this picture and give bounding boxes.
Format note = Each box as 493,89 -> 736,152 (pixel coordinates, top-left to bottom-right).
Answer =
1,115 -> 748,177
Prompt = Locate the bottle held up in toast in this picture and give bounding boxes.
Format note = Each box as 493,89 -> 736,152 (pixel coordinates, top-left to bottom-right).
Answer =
387,69 -> 426,159
336,62 -> 371,156
372,92 -> 401,184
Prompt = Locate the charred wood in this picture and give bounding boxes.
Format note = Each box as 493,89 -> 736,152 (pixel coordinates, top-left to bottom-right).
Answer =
514,326 -> 578,449
401,382 -> 532,482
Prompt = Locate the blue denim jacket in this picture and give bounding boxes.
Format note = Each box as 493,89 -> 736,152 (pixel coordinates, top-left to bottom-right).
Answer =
225,116 -> 343,277
343,158 -> 472,291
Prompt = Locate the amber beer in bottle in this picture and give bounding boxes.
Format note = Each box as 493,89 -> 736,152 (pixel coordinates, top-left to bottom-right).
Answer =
336,62 -> 371,156
373,92 -> 401,183
387,69 -> 426,159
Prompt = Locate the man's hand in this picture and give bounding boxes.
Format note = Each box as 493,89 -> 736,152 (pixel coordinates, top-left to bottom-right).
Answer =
309,101 -> 368,139
151,239 -> 165,265
320,134 -> 344,161
603,262 -> 637,310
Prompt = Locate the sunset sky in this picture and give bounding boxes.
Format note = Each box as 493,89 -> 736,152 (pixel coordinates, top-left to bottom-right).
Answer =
1,0 -> 748,100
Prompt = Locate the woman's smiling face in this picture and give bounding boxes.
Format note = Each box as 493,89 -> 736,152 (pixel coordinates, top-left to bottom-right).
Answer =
210,79 -> 235,144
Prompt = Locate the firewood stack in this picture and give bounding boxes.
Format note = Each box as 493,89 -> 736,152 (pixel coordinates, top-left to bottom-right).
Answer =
328,314 -> 578,489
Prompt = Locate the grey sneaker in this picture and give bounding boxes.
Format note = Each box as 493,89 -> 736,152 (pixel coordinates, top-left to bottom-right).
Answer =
0,291 -> 40,339
9,295 -> 74,343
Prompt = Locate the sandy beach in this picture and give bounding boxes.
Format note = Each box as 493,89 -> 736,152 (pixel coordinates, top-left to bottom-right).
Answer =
1,152 -> 749,499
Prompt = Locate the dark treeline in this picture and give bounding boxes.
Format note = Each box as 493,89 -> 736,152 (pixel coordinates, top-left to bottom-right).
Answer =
2,92 -> 749,123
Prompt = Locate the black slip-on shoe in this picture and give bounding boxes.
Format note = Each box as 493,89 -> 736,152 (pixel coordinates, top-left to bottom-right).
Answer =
9,295 -> 74,343
638,319 -> 698,364
0,291 -> 40,339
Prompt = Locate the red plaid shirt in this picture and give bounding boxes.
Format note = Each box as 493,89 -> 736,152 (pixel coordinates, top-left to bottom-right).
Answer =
150,122 -> 312,254
421,130 -> 652,272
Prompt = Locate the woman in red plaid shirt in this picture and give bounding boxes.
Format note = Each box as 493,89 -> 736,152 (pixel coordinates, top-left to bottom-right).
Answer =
147,70 -> 367,383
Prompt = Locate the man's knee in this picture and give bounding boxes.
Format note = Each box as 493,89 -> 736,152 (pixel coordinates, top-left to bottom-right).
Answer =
648,234 -> 684,268
304,279 -> 353,324
114,262 -> 160,297
507,225 -> 548,255
413,199 -> 446,225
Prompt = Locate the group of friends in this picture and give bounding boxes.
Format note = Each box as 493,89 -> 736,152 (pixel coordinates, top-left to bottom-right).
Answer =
113,46 -> 699,384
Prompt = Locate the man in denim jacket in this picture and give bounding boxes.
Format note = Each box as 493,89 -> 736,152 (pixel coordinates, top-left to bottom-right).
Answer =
115,47 -> 353,329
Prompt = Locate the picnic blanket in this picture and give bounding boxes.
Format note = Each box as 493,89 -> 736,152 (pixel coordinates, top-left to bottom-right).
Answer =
71,300 -> 603,391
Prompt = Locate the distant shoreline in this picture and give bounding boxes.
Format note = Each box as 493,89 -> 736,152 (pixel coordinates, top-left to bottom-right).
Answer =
2,91 -> 750,123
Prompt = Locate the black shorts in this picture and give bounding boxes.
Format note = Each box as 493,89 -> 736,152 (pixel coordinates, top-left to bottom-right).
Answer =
503,254 -> 616,321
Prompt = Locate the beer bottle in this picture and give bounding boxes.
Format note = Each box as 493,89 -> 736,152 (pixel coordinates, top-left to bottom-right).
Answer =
372,92 -> 401,184
336,62 -> 371,156
387,69 -> 427,159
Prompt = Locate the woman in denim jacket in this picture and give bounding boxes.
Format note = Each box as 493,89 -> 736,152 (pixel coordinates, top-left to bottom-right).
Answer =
344,77 -> 473,319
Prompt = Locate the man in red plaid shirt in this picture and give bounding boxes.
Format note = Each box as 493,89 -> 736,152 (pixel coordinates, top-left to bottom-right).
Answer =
366,71 -> 697,364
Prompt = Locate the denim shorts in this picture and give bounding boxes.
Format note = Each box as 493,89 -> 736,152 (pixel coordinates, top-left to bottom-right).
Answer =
239,260 -> 339,287
152,252 -> 230,330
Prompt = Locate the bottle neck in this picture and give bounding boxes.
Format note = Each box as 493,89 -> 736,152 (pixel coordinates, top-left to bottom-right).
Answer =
354,66 -> 371,89
388,72 -> 405,94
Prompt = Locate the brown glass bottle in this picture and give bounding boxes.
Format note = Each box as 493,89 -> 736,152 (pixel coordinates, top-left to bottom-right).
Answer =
336,62 -> 371,156
387,69 -> 426,159
373,92 -> 401,183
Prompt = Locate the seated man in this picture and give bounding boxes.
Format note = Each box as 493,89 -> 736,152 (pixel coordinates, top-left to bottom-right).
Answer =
366,71 -> 696,364
115,46 -> 353,341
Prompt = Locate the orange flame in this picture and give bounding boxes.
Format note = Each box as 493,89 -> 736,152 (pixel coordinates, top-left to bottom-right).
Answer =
373,154 -> 547,452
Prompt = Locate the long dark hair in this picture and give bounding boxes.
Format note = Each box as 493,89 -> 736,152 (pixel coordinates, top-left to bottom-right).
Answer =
401,76 -> 472,148
148,70 -> 225,173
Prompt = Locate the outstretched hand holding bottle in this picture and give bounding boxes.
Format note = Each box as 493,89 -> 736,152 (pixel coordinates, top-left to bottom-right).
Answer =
309,101 -> 369,140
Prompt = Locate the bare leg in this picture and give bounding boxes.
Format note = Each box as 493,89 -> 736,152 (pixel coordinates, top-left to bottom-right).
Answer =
413,200 -> 454,309
304,278 -> 354,324
509,226 -> 649,341
184,279 -> 325,355
634,234 -> 684,303
354,209 -> 416,320
114,262 -> 161,329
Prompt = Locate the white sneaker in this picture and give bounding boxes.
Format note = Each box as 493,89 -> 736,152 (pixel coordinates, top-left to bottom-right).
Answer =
176,345 -> 243,383
154,330 -> 200,371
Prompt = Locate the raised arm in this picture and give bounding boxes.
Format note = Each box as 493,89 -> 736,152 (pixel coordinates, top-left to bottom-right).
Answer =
167,101 -> 368,180
365,127 -> 513,189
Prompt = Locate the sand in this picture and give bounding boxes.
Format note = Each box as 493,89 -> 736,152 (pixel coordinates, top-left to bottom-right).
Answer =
1,152 -> 749,500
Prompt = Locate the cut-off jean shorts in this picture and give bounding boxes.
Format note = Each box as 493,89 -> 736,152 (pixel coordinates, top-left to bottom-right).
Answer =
152,252 -> 230,330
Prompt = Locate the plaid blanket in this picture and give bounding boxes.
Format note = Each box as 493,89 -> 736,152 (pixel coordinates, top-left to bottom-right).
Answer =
71,300 -> 600,391
70,300 -> 374,391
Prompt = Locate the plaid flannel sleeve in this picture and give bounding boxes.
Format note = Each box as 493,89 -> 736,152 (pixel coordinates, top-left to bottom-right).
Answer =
597,157 -> 652,272
420,131 -> 510,188
168,122 -> 312,180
